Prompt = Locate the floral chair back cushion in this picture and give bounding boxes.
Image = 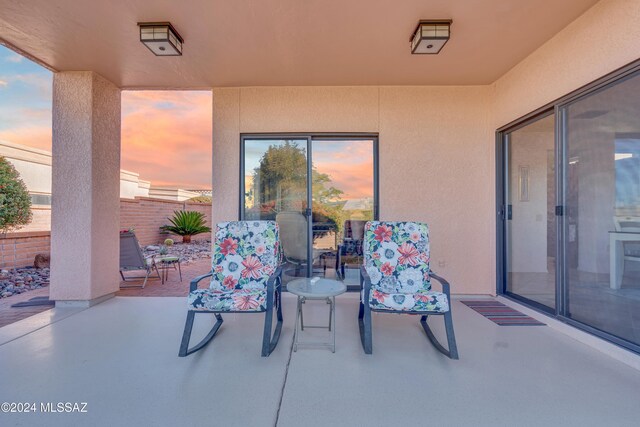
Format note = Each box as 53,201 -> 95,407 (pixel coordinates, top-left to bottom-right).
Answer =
210,221 -> 280,292
364,221 -> 431,294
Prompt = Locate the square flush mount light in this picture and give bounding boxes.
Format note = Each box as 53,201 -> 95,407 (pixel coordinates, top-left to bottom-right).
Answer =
138,22 -> 183,56
410,20 -> 452,54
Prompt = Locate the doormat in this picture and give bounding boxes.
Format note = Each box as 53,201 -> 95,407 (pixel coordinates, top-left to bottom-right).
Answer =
10,296 -> 55,308
461,300 -> 545,326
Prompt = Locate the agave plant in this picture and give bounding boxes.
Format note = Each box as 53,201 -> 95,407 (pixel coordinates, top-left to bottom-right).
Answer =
161,210 -> 211,243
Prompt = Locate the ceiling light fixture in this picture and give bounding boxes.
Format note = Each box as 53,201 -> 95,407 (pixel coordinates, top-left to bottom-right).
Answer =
410,20 -> 452,54
138,22 -> 183,56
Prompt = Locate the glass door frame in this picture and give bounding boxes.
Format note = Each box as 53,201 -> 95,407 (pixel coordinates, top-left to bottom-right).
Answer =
496,58 -> 640,354
240,133 -> 379,278
496,108 -> 558,316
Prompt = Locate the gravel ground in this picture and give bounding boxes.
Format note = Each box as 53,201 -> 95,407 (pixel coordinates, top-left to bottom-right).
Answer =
0,267 -> 50,299
143,240 -> 212,265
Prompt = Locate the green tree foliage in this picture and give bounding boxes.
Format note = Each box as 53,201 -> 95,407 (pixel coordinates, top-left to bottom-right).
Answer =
161,210 -> 211,243
251,141 -> 346,237
0,156 -> 32,234
187,195 -> 212,204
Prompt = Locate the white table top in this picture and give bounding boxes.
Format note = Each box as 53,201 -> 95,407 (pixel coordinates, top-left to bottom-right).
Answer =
287,277 -> 347,298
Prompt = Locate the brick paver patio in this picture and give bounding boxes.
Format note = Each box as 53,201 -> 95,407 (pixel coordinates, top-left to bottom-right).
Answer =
0,258 -> 211,328
116,258 -> 210,297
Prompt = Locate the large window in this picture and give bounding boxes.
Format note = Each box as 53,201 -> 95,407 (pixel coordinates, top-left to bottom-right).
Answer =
241,135 -> 378,287
503,113 -> 556,311
562,71 -> 640,348
498,62 -> 640,353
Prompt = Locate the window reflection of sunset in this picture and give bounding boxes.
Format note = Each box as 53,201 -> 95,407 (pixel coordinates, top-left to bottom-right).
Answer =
244,139 -> 374,201
313,140 -> 374,200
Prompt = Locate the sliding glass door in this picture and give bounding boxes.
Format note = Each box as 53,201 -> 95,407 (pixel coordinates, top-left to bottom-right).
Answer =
311,137 -> 376,287
498,61 -> 640,353
503,113 -> 556,311
561,71 -> 640,347
241,135 -> 378,286
242,138 -> 310,281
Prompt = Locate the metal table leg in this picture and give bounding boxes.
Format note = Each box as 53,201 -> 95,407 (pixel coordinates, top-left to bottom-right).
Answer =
293,296 -> 302,352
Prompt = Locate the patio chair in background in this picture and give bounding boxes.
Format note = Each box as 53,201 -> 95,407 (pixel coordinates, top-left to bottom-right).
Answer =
359,221 -> 459,359
336,219 -> 366,278
119,231 -> 160,288
276,211 -> 322,276
179,221 -> 283,357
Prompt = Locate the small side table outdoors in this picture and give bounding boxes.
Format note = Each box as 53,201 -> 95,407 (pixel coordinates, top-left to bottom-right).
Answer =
156,256 -> 182,284
288,277 -> 347,353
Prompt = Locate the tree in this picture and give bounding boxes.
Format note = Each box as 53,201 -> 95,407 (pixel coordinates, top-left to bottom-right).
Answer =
0,156 -> 32,234
250,142 -> 345,237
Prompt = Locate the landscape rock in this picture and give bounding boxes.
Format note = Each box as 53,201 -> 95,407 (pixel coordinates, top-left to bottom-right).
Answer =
34,253 -> 51,269
143,240 -> 212,265
0,267 -> 50,299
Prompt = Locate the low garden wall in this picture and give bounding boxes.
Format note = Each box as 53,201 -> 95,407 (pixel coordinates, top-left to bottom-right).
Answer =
120,197 -> 212,246
0,231 -> 51,269
0,197 -> 212,269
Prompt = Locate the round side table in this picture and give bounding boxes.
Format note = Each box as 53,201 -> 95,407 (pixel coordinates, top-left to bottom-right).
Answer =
287,277 -> 347,353
156,256 -> 182,284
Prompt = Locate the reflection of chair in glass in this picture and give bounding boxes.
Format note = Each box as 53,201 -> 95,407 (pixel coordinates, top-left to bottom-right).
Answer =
276,211 -> 309,276
336,220 -> 367,279
359,221 -> 458,359
179,221 -> 283,357
119,231 -> 160,288
276,211 -> 326,276
613,216 -> 640,283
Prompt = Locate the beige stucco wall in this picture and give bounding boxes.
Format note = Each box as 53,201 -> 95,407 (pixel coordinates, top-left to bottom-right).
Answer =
0,141 -> 152,200
50,71 -> 121,302
0,140 -> 51,194
212,0 -> 640,296
213,86 -> 494,295
120,170 -> 150,199
148,186 -> 200,201
493,0 -> 640,127
493,0 -> 640,277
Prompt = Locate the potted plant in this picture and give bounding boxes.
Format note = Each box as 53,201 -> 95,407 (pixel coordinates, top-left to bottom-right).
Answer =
160,210 -> 211,243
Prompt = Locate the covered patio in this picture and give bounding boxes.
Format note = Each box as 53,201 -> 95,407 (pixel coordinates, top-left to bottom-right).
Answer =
2,0 -> 640,425
1,295 -> 639,426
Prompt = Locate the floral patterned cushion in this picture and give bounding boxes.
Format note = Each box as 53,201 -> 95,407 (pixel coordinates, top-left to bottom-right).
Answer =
209,221 -> 280,292
369,289 -> 449,312
188,289 -> 266,312
364,221 -> 431,295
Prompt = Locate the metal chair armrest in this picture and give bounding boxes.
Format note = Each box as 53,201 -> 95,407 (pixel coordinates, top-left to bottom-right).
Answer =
360,265 -> 372,301
428,270 -> 451,299
190,272 -> 213,293
266,266 -> 283,293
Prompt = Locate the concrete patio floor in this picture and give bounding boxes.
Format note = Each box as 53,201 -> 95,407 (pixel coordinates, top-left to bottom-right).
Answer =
1,294 -> 640,427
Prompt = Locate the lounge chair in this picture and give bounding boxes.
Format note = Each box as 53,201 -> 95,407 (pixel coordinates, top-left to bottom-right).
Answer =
119,231 -> 160,288
359,221 -> 459,359
179,221 -> 283,357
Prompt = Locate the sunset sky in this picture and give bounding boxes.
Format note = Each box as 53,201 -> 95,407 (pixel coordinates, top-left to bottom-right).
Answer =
0,45 -> 212,190
0,44 -> 370,198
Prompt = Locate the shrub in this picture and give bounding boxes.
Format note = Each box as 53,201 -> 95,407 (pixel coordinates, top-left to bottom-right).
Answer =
164,238 -> 174,246
0,156 -> 32,234
187,196 -> 212,204
161,210 -> 211,243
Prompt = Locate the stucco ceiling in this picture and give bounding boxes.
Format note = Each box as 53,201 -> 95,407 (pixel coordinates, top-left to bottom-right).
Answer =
0,0 -> 599,88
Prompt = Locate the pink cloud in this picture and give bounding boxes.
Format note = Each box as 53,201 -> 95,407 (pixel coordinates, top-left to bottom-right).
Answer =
315,160 -> 374,199
0,126 -> 51,151
121,90 -> 212,189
